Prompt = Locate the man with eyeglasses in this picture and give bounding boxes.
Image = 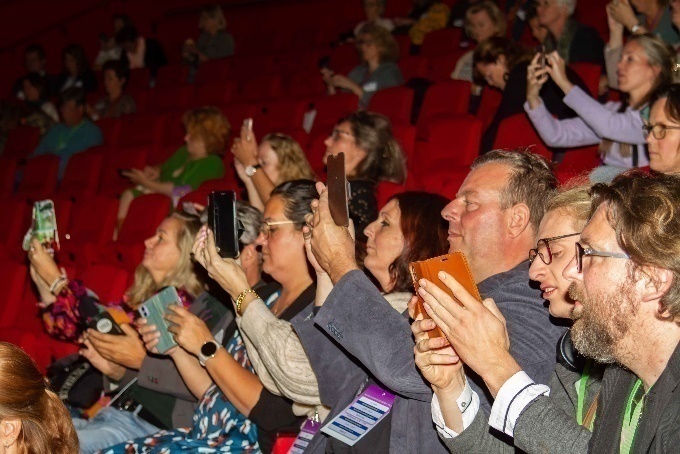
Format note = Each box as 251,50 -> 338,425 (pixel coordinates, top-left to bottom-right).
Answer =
414,170 -> 680,453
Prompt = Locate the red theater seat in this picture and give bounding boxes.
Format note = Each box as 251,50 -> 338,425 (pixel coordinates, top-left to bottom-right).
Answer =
4,127 -> 40,159
369,86 -> 414,126
16,155 -> 60,200
416,80 -> 471,139
493,114 -> 553,161
58,149 -> 103,200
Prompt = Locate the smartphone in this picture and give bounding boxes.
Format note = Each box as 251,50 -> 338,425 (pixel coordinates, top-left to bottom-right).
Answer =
327,152 -> 351,227
208,191 -> 241,259
536,44 -> 546,69
138,286 -> 182,354
409,253 -> 482,339
22,199 -> 59,254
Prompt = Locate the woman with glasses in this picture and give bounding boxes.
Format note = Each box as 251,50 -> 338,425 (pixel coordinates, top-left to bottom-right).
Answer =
322,111 -> 407,253
231,122 -> 316,211
525,33 -> 675,182
412,184 -> 609,453
645,84 -> 680,174
106,180 -> 317,453
322,23 -> 403,108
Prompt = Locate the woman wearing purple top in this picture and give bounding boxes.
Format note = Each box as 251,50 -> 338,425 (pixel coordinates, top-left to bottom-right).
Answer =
525,33 -> 674,182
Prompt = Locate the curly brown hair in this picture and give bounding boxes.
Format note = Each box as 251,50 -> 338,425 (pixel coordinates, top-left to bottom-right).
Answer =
183,106 -> 231,155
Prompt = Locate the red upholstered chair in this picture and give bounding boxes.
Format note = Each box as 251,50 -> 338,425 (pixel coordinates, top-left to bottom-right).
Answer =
149,85 -> 193,112
309,93 -> 358,135
58,149 -> 104,200
3,127 -> 40,159
369,86 -> 414,126
233,75 -> 282,103
376,181 -> 407,210
16,155 -> 60,200
420,28 -> 463,57
287,68 -> 328,99
569,63 -> 602,98
257,99 -> 309,132
115,113 -> 165,149
193,80 -> 237,107
493,114 -> 553,161
80,265 -> 129,302
399,55 -> 429,81
476,86 -> 503,131
428,49 -> 472,81
0,262 -> 27,327
98,145 -> 148,197
0,157 -> 17,198
416,80 -> 471,139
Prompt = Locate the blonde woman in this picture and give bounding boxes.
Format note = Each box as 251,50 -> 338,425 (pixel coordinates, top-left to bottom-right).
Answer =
183,4 -> 235,64
232,126 -> 316,211
0,342 -> 79,454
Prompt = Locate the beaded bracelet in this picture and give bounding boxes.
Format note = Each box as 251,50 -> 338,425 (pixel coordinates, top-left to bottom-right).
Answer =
235,289 -> 259,316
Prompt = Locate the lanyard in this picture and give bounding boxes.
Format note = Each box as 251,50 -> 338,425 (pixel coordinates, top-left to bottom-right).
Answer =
56,122 -> 84,151
576,358 -> 592,426
620,379 -> 645,454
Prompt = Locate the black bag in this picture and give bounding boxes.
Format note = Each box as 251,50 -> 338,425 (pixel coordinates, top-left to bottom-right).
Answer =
47,353 -> 104,409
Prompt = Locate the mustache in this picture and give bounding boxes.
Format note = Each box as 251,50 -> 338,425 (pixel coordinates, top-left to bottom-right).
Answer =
567,282 -> 584,304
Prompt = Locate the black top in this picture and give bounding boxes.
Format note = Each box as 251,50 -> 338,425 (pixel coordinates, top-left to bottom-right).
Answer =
119,37 -> 168,78
349,179 -> 377,245
544,19 -> 606,68
57,69 -> 98,93
247,283 -> 317,454
481,61 -> 587,154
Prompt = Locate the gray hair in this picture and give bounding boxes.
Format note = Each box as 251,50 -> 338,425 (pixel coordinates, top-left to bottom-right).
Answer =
557,0 -> 576,16
237,201 -> 263,246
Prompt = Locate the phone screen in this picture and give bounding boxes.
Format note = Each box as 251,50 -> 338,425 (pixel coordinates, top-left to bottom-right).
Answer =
208,191 -> 240,259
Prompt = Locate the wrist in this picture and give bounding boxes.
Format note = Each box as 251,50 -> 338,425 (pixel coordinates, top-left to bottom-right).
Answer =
481,353 -> 522,398
329,259 -> 359,285
432,373 -> 467,398
108,364 -> 127,381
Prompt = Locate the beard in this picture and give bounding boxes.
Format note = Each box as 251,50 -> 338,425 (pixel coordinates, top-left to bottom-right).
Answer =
567,280 -> 638,364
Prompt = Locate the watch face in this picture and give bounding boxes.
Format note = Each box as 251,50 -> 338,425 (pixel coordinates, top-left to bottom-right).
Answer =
201,341 -> 218,357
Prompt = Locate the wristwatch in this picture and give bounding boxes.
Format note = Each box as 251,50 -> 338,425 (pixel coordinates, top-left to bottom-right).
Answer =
245,164 -> 261,177
198,340 -> 222,367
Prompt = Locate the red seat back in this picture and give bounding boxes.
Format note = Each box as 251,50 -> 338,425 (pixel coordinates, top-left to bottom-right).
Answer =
309,93 -> 358,135
116,113 -> 165,149
369,86 -> 414,126
493,114 -> 552,161
421,28 -> 463,57
99,146 -> 148,197
80,265 -> 130,303
58,149 -> 104,200
0,158 -> 17,198
569,62 -> 602,98
16,155 -> 60,200
416,80 -> 471,139
117,194 -> 170,244
0,262 -> 27,326
4,127 -> 40,159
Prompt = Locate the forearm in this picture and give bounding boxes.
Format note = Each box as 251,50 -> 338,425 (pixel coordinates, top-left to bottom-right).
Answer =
434,380 -> 467,433
171,348 -> 213,399
314,274 -> 333,307
250,171 -> 276,205
243,179 -> 264,212
140,180 -> 174,196
205,348 -> 264,416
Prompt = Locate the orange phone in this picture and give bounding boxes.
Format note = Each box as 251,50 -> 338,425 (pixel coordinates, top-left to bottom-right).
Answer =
409,252 -> 482,339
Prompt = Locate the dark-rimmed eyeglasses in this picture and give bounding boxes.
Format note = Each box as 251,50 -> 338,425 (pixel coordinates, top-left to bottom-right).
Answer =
260,220 -> 295,239
574,242 -> 630,273
529,232 -> 580,265
642,123 -> 680,140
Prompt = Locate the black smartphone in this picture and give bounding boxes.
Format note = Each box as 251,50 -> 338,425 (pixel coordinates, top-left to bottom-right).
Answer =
327,152 -> 351,227
536,44 -> 546,69
208,191 -> 241,259
318,55 -> 332,70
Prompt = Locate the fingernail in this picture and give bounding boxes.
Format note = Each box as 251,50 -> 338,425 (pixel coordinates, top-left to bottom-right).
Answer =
419,279 -> 426,288
417,287 -> 427,297
438,271 -> 446,280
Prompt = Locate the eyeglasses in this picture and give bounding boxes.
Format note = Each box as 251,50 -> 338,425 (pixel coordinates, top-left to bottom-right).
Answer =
642,123 -> 680,140
260,220 -> 295,238
529,233 -> 580,265
330,129 -> 354,141
574,242 -> 630,273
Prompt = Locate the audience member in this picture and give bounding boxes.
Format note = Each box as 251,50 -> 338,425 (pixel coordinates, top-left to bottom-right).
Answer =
323,24 -> 403,107
527,4 -> 549,43
57,44 -> 97,94
418,170 -> 680,453
228,191 -> 450,431
11,44 -> 59,98
451,0 -> 506,84
645,83 -> 680,173
110,180 -> 317,453
354,0 -> 395,38
415,184 -> 605,452
0,342 -> 79,454
20,73 -> 58,135
322,111 -> 406,246
89,59 -> 137,120
608,0 -> 680,45
31,87 -> 103,179
474,37 -> 585,153
116,106 -> 228,238
232,125 -> 316,211
394,0 -> 451,53
293,150 -> 565,451
116,26 -> 168,83
93,14 -> 133,70
537,0 -> 605,66
526,33 -> 674,181
183,5 -> 235,65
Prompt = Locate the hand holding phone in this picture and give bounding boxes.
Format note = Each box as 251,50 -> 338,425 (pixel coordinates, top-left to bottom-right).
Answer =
138,287 -> 182,354
208,191 -> 243,259
327,153 -> 351,227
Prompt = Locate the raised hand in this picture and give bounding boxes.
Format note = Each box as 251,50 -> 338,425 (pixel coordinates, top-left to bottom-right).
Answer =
165,305 -> 214,357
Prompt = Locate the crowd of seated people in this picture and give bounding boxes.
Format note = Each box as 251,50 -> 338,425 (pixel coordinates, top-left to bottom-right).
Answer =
5,0 -> 680,453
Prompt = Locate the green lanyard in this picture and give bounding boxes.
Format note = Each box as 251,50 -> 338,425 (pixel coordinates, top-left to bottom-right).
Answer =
620,379 -> 645,454
56,122 -> 84,151
576,358 -> 592,426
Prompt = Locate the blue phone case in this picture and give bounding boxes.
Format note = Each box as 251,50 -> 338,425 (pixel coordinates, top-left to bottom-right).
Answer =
139,287 -> 181,354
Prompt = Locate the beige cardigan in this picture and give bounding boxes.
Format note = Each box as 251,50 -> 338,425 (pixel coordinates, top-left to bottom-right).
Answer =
236,291 -> 413,421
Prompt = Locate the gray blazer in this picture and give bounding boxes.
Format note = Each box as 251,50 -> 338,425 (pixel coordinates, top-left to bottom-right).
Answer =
446,361 -> 602,453
588,343 -> 680,453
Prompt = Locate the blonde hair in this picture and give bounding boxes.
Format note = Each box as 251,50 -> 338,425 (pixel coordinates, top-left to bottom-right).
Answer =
544,181 -> 592,231
200,4 -> 227,30
262,133 -> 316,183
183,107 -> 231,155
126,214 -> 204,308
465,0 -> 506,41
357,23 -> 399,63
0,342 -> 79,454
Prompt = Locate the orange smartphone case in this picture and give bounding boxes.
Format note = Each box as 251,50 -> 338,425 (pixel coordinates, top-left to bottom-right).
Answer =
409,252 -> 482,339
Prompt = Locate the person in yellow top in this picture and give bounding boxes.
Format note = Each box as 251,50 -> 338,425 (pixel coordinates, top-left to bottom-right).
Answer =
394,0 -> 451,49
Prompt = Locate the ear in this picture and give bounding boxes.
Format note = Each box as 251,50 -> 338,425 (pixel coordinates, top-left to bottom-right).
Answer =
0,418 -> 21,448
507,203 -> 531,238
240,243 -> 257,268
639,265 -> 673,305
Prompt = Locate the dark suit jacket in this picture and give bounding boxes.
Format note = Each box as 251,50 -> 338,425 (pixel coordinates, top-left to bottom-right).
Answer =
589,343 -> 680,453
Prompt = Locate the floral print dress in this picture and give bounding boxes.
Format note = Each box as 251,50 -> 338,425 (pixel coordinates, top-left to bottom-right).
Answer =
98,297 -> 277,453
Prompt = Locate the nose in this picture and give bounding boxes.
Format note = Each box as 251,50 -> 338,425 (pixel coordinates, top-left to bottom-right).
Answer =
528,255 -> 547,282
324,136 -> 333,148
144,235 -> 155,249
562,253 -> 581,282
364,219 -> 377,239
255,230 -> 267,247
441,199 -> 460,222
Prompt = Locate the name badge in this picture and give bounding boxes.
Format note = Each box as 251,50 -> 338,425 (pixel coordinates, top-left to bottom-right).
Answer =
321,384 -> 395,446
363,82 -> 378,93
288,418 -> 321,454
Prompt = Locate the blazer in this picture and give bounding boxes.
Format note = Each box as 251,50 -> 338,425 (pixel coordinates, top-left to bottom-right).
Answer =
588,343 -> 680,453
